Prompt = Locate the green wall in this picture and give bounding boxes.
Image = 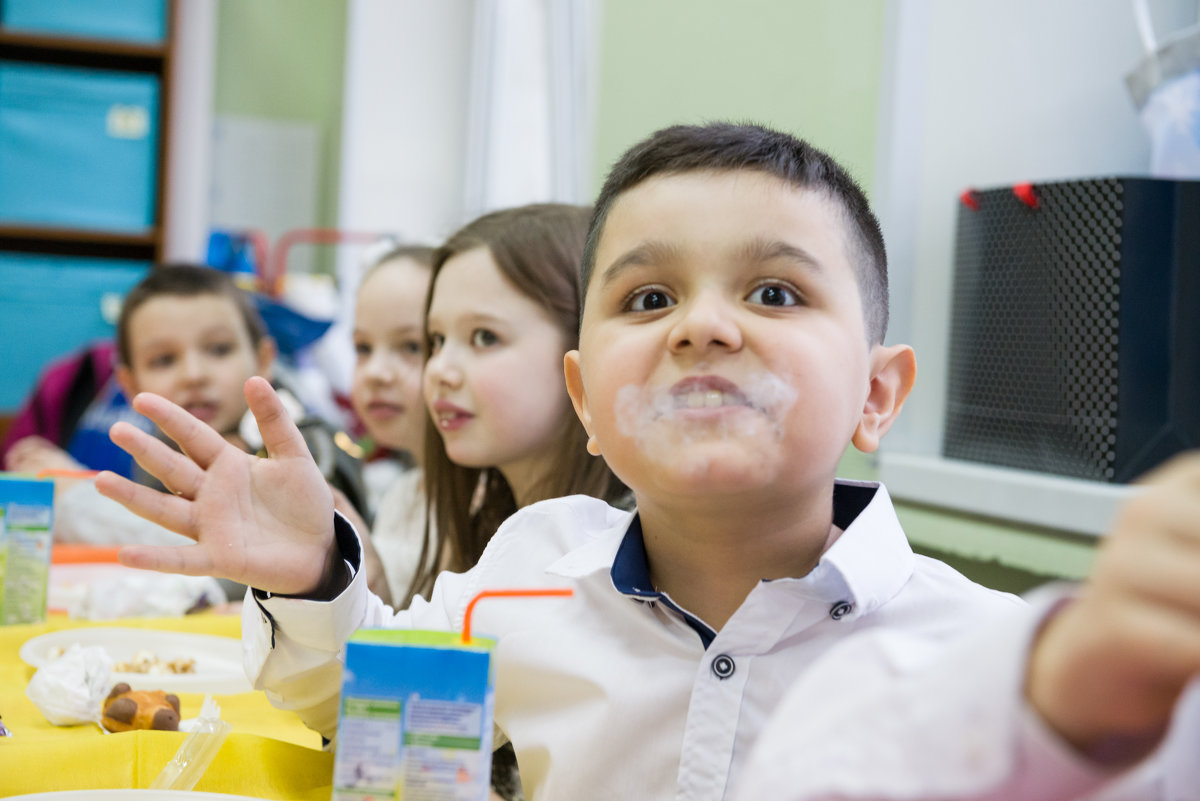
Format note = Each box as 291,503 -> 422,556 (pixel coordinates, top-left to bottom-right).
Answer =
213,0 -> 347,232
593,0 -> 1098,594
593,0 -> 885,194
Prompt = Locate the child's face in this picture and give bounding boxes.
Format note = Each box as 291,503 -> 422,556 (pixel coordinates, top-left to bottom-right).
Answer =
567,170 -> 877,506
423,246 -> 571,492
351,257 -> 431,456
118,293 -> 273,437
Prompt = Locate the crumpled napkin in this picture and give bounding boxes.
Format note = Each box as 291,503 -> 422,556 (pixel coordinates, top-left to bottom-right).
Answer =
68,574 -> 227,620
25,644 -> 112,727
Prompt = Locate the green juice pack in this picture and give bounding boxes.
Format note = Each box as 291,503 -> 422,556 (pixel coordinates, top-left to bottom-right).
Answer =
0,475 -> 54,625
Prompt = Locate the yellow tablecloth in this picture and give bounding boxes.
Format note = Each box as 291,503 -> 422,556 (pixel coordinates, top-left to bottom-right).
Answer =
0,614 -> 333,799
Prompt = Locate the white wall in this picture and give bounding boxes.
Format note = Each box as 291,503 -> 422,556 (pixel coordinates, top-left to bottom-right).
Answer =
338,0 -> 475,249
874,0 -> 1197,534
162,0 -> 216,261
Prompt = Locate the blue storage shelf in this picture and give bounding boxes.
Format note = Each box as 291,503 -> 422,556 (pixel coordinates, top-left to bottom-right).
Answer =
0,61 -> 161,233
0,0 -> 167,45
0,252 -> 150,411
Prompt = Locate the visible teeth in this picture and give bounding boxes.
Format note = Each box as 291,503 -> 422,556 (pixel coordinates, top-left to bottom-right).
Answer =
683,390 -> 729,408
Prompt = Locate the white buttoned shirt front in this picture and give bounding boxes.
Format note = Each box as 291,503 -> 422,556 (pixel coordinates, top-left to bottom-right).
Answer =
246,481 -> 1022,800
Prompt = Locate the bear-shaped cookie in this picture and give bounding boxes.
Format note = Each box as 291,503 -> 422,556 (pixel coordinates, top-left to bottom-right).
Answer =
101,683 -> 181,732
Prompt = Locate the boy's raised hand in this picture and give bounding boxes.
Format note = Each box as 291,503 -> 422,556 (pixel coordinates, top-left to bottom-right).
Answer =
1027,451 -> 1200,759
95,376 -> 338,596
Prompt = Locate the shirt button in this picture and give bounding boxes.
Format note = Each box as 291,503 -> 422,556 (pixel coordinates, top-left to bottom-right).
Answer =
711,654 -> 735,679
829,601 -> 854,620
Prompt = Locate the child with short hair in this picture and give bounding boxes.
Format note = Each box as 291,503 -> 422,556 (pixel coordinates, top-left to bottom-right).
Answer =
98,124 -> 1197,799
59,264 -> 366,547
43,263 -> 276,547
114,263 -> 276,445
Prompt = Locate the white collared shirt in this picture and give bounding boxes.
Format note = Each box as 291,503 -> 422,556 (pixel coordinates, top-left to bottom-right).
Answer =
738,589 -> 1200,801
246,481 -> 1029,800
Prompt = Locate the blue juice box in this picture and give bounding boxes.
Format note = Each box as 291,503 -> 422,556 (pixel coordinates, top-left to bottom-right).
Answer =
334,629 -> 497,801
0,475 -> 54,625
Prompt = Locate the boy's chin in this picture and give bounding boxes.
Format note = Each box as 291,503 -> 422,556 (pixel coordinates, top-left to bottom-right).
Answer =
639,449 -> 786,496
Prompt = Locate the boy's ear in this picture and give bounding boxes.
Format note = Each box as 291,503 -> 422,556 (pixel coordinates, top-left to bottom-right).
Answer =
563,350 -> 601,456
114,364 -> 137,401
255,336 -> 277,379
851,343 -> 916,453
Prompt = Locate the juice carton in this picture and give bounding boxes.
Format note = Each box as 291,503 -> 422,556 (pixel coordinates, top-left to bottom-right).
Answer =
332,589 -> 572,801
333,629 -> 496,801
0,475 -> 54,625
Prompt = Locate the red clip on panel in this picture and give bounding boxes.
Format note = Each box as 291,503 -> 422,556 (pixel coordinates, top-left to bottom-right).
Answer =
1013,182 -> 1038,208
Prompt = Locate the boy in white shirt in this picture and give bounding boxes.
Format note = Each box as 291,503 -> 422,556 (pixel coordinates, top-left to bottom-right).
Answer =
97,123 -> 1198,800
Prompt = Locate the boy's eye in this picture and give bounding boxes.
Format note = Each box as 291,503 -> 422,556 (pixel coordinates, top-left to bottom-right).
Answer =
471,329 -> 499,347
626,288 -> 675,312
207,341 -> 235,357
427,332 -> 445,353
147,354 -> 174,369
401,340 -> 423,357
747,283 -> 799,307
353,341 -> 372,359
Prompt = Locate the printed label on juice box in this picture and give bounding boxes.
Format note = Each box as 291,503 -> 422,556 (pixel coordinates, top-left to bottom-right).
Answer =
334,697 -> 403,799
334,629 -> 495,801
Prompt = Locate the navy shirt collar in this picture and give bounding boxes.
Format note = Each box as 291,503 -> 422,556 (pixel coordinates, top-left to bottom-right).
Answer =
611,514 -> 718,647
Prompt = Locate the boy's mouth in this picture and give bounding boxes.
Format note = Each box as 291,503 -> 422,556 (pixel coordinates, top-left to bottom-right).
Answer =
182,401 -> 219,423
669,376 -> 751,410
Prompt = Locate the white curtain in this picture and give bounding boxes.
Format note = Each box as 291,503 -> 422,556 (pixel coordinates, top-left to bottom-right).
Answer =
463,0 -> 599,219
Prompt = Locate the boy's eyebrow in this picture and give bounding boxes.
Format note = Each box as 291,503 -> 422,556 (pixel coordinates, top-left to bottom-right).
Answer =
598,238 -> 827,291
597,240 -> 683,291
738,238 -> 826,276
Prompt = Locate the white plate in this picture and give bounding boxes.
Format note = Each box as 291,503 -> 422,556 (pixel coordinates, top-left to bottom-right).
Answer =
19,627 -> 252,695
9,792 -> 266,800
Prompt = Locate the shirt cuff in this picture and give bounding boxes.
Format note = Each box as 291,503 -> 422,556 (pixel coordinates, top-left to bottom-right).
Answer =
252,511 -> 361,604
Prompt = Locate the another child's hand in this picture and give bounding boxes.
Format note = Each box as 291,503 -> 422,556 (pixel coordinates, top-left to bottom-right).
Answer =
94,376 -> 338,596
1027,451 -> 1200,759
4,435 -> 84,473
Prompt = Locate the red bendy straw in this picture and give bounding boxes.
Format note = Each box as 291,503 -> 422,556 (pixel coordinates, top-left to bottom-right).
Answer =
461,588 -> 574,644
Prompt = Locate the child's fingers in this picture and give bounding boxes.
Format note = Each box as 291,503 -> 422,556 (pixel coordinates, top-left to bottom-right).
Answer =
1133,450 -> 1200,490
118,542 -> 214,577
128,392 -> 228,470
1105,532 -> 1200,619
108,421 -> 206,499
94,470 -> 199,541
244,376 -> 311,461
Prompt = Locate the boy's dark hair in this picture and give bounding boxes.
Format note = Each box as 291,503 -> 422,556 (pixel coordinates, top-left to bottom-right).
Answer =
116,263 -> 269,366
582,122 -> 890,344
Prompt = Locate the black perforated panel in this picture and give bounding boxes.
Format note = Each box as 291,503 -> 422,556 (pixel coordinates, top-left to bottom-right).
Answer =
943,179 -> 1123,481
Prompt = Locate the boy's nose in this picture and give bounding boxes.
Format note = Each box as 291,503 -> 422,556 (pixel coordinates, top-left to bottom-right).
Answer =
668,293 -> 743,354
180,351 -> 209,382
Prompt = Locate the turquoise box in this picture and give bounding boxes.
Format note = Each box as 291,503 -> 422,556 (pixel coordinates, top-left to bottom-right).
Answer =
0,62 -> 160,232
334,629 -> 496,801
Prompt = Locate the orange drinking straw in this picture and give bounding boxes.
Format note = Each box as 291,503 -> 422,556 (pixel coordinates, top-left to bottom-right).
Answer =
36,469 -> 100,479
461,588 -> 574,644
